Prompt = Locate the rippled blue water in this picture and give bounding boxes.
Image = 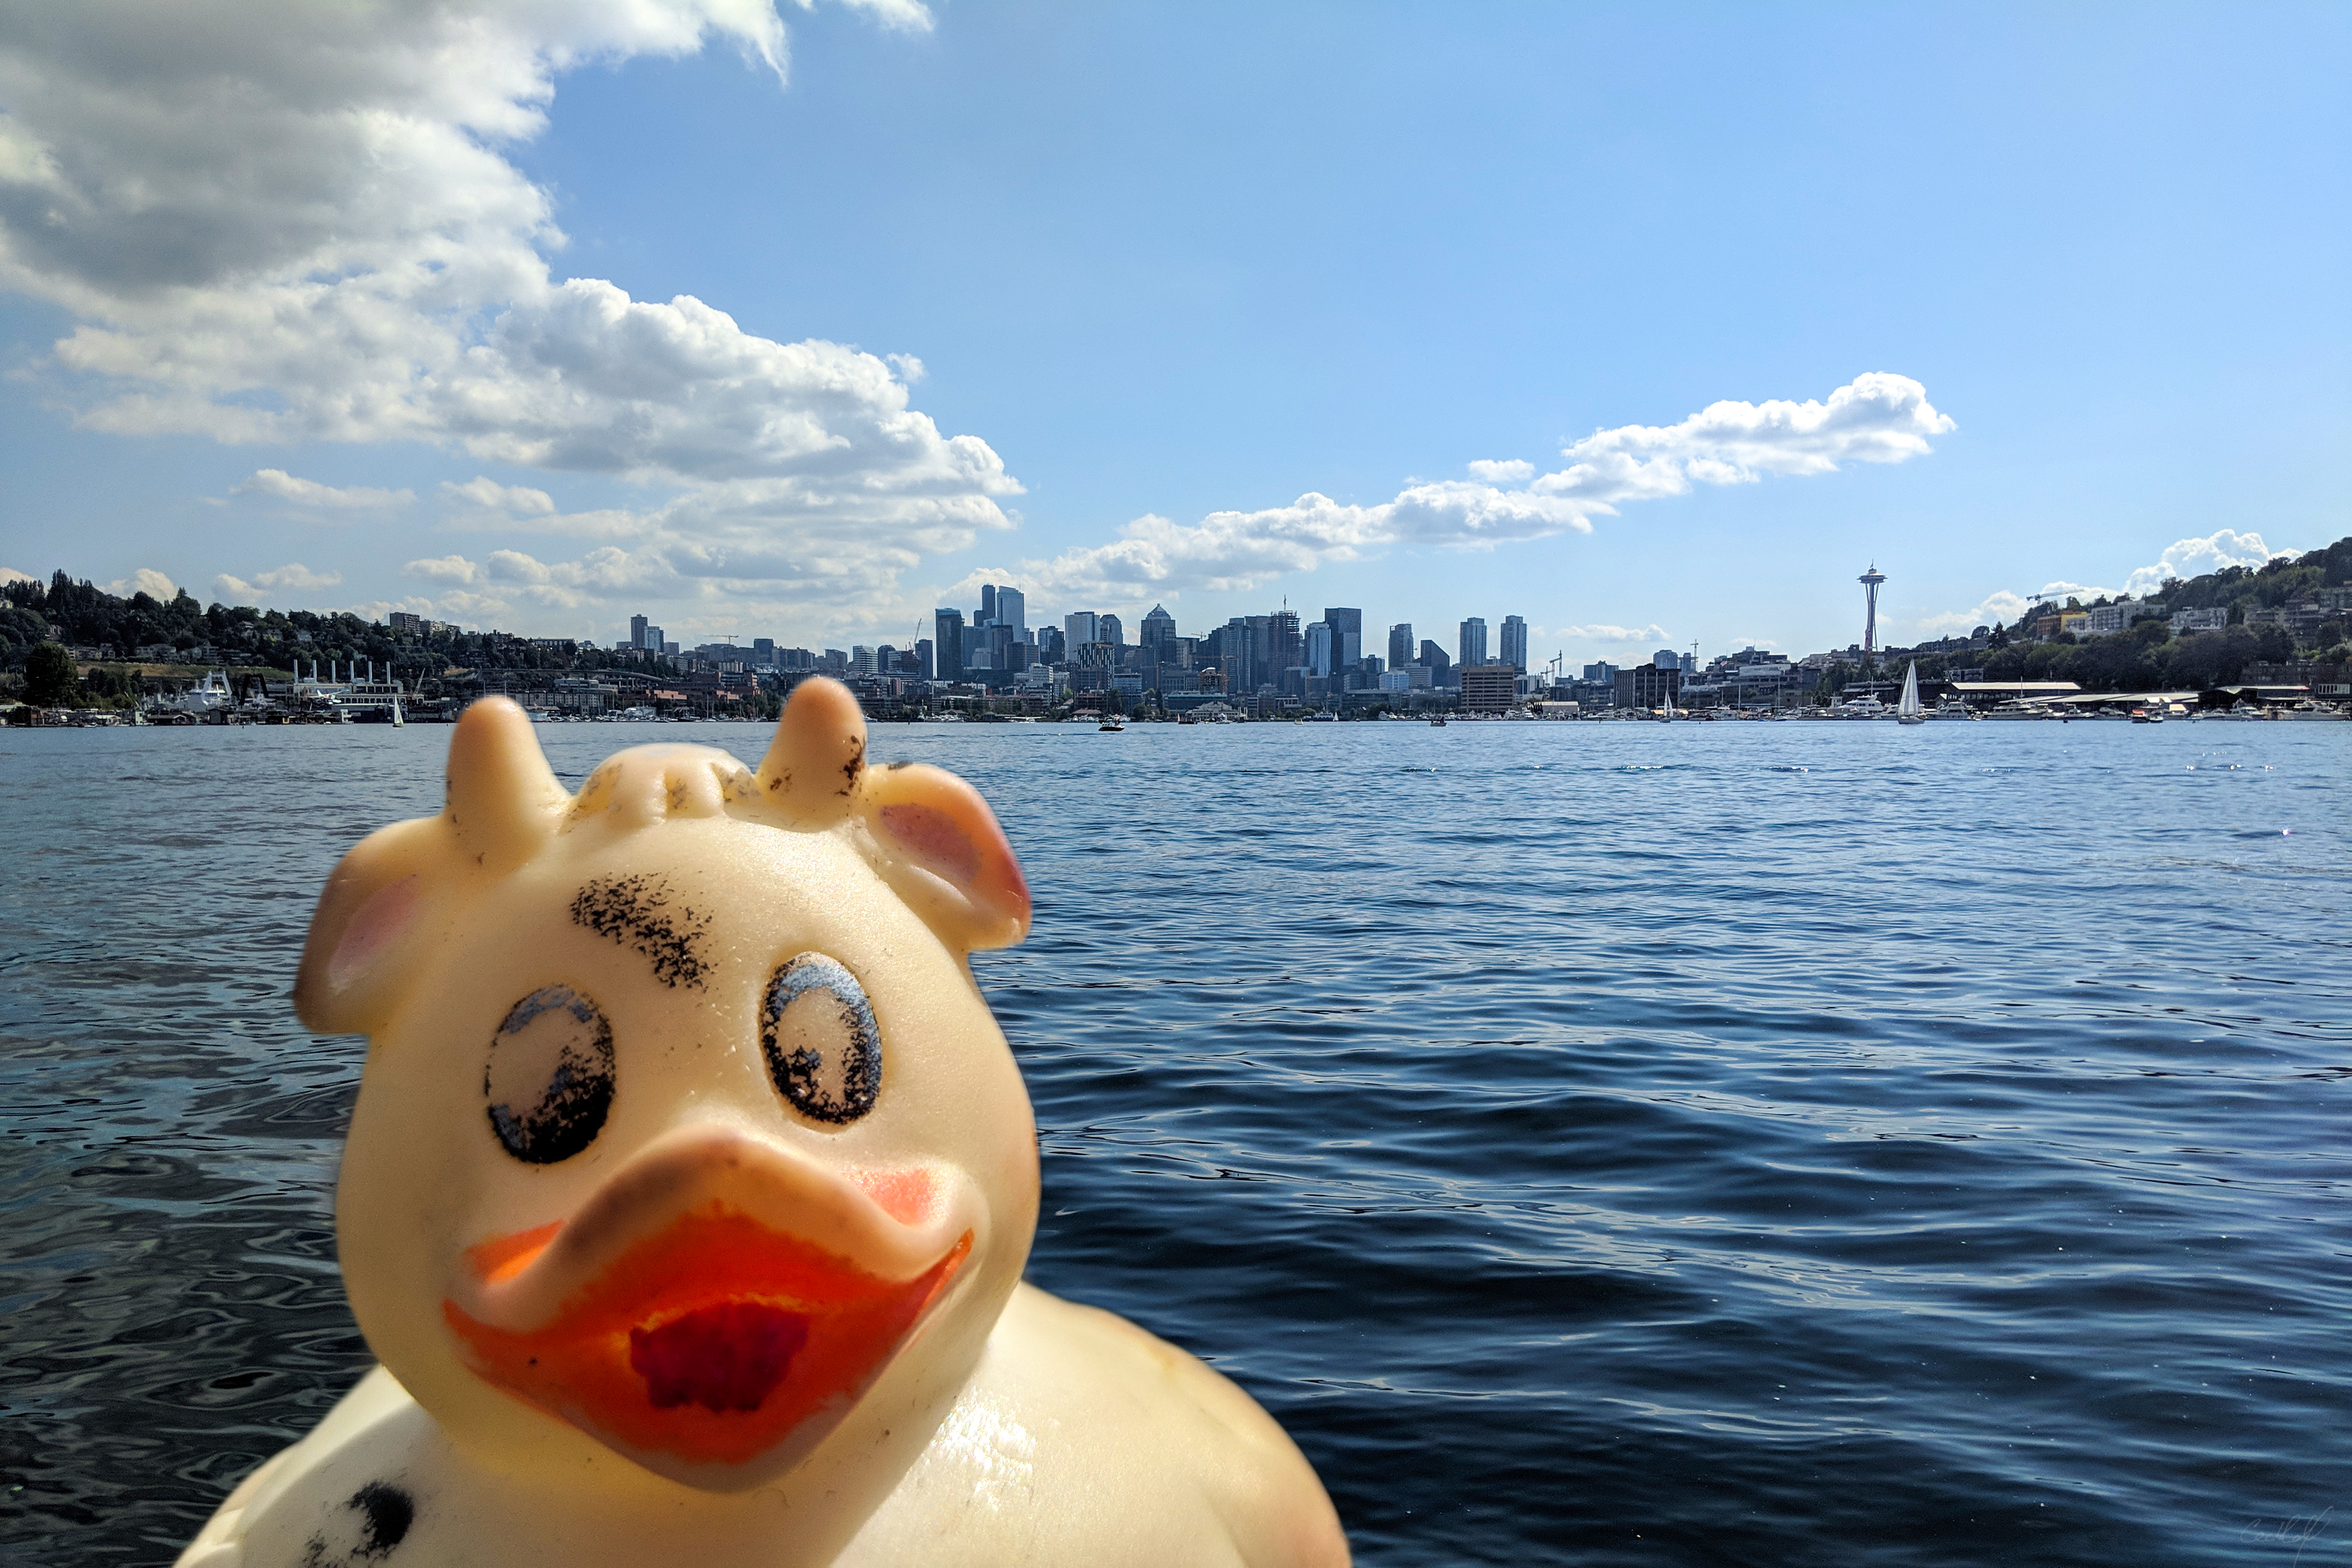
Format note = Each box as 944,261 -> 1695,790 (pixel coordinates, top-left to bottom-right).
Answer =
4,718 -> 2348,1566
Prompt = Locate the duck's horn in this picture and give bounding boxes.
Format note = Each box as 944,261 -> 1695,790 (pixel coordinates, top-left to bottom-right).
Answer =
756,677 -> 868,827
445,696 -> 567,871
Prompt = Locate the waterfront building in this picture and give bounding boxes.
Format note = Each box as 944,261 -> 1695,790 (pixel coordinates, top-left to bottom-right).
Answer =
1388,622 -> 1415,669
935,609 -> 965,682
1459,617 -> 1488,669
1460,664 -> 1517,713
1500,615 -> 1527,672
1615,660 -> 1682,710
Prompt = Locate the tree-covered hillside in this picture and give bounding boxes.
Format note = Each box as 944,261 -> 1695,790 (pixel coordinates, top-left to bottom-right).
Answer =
1,570 -> 665,683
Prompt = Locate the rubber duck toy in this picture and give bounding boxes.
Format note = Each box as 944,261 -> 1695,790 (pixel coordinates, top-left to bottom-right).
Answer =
177,680 -> 1348,1567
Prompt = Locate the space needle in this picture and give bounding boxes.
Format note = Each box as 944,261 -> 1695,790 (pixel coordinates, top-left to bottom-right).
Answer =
1859,563 -> 1887,660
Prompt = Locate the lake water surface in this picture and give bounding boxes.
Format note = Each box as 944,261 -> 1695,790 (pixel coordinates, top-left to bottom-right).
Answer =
3,718 -> 2348,1566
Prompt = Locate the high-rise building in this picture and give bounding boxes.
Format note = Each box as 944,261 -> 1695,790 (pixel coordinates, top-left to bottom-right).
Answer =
1099,613 -> 1124,646
1460,665 -> 1518,712
1142,604 -> 1176,654
934,609 -> 965,681
752,637 -> 775,666
1322,607 -> 1362,671
979,584 -> 998,626
1388,623 -> 1415,670
1500,615 -> 1527,672
1420,639 -> 1453,685
1269,609 -> 1300,673
1459,617 -> 1488,668
1065,611 -> 1099,650
995,586 -> 1026,636
915,638 -> 934,680
852,646 -> 877,676
629,614 -> 649,650
1304,621 -> 1334,678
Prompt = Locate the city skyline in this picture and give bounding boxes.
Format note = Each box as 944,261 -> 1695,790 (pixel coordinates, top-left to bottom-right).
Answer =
1,6 -> 2342,667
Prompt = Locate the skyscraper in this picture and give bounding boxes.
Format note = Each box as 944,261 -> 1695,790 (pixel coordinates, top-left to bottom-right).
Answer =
1269,609 -> 1301,676
979,584 -> 996,626
1099,613 -> 1124,646
1388,623 -> 1415,669
995,586 -> 1026,636
1459,617 -> 1488,668
629,614 -> 649,650
1321,607 -> 1362,671
1500,615 -> 1527,672
1304,621 -> 1334,678
934,608 -> 965,681
1142,604 -> 1176,654
1065,610 -> 1099,650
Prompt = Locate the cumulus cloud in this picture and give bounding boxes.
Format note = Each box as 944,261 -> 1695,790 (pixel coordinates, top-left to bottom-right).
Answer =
0,0 -> 1010,631
1916,529 -> 2298,636
1002,374 -> 1952,607
103,567 -> 180,599
2,565 -> 37,584
402,555 -> 484,586
2123,529 -> 2290,596
232,468 -> 414,510
442,475 -> 557,516
213,562 -> 344,603
1550,622 -> 1674,645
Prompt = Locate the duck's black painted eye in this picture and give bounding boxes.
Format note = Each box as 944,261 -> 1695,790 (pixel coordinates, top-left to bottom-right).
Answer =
761,954 -> 880,1126
484,986 -> 615,1163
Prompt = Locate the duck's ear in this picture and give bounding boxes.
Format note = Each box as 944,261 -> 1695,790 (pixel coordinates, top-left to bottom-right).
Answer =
860,763 -> 1031,953
293,817 -> 449,1034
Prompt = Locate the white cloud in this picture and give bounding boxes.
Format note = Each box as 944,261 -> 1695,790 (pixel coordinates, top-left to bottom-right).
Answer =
2123,529 -> 2291,596
1551,622 -> 1674,645
213,562 -> 345,604
232,468 -> 414,510
1,566 -> 35,584
441,475 -> 556,515
1000,374 -> 1952,608
0,0 -> 1007,631
1466,459 -> 1535,484
402,555 -> 484,586
103,567 -> 180,599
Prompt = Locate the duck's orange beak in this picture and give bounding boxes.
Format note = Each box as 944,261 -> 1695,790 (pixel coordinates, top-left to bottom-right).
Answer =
441,1129 -> 975,1488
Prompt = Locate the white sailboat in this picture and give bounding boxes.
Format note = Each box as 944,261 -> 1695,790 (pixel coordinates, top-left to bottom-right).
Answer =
1896,662 -> 1925,725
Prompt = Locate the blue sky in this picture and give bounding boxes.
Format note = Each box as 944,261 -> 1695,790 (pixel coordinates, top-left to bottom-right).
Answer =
1,2 -> 2344,663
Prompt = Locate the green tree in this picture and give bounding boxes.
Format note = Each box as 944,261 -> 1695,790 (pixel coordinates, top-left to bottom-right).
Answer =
23,642 -> 81,705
